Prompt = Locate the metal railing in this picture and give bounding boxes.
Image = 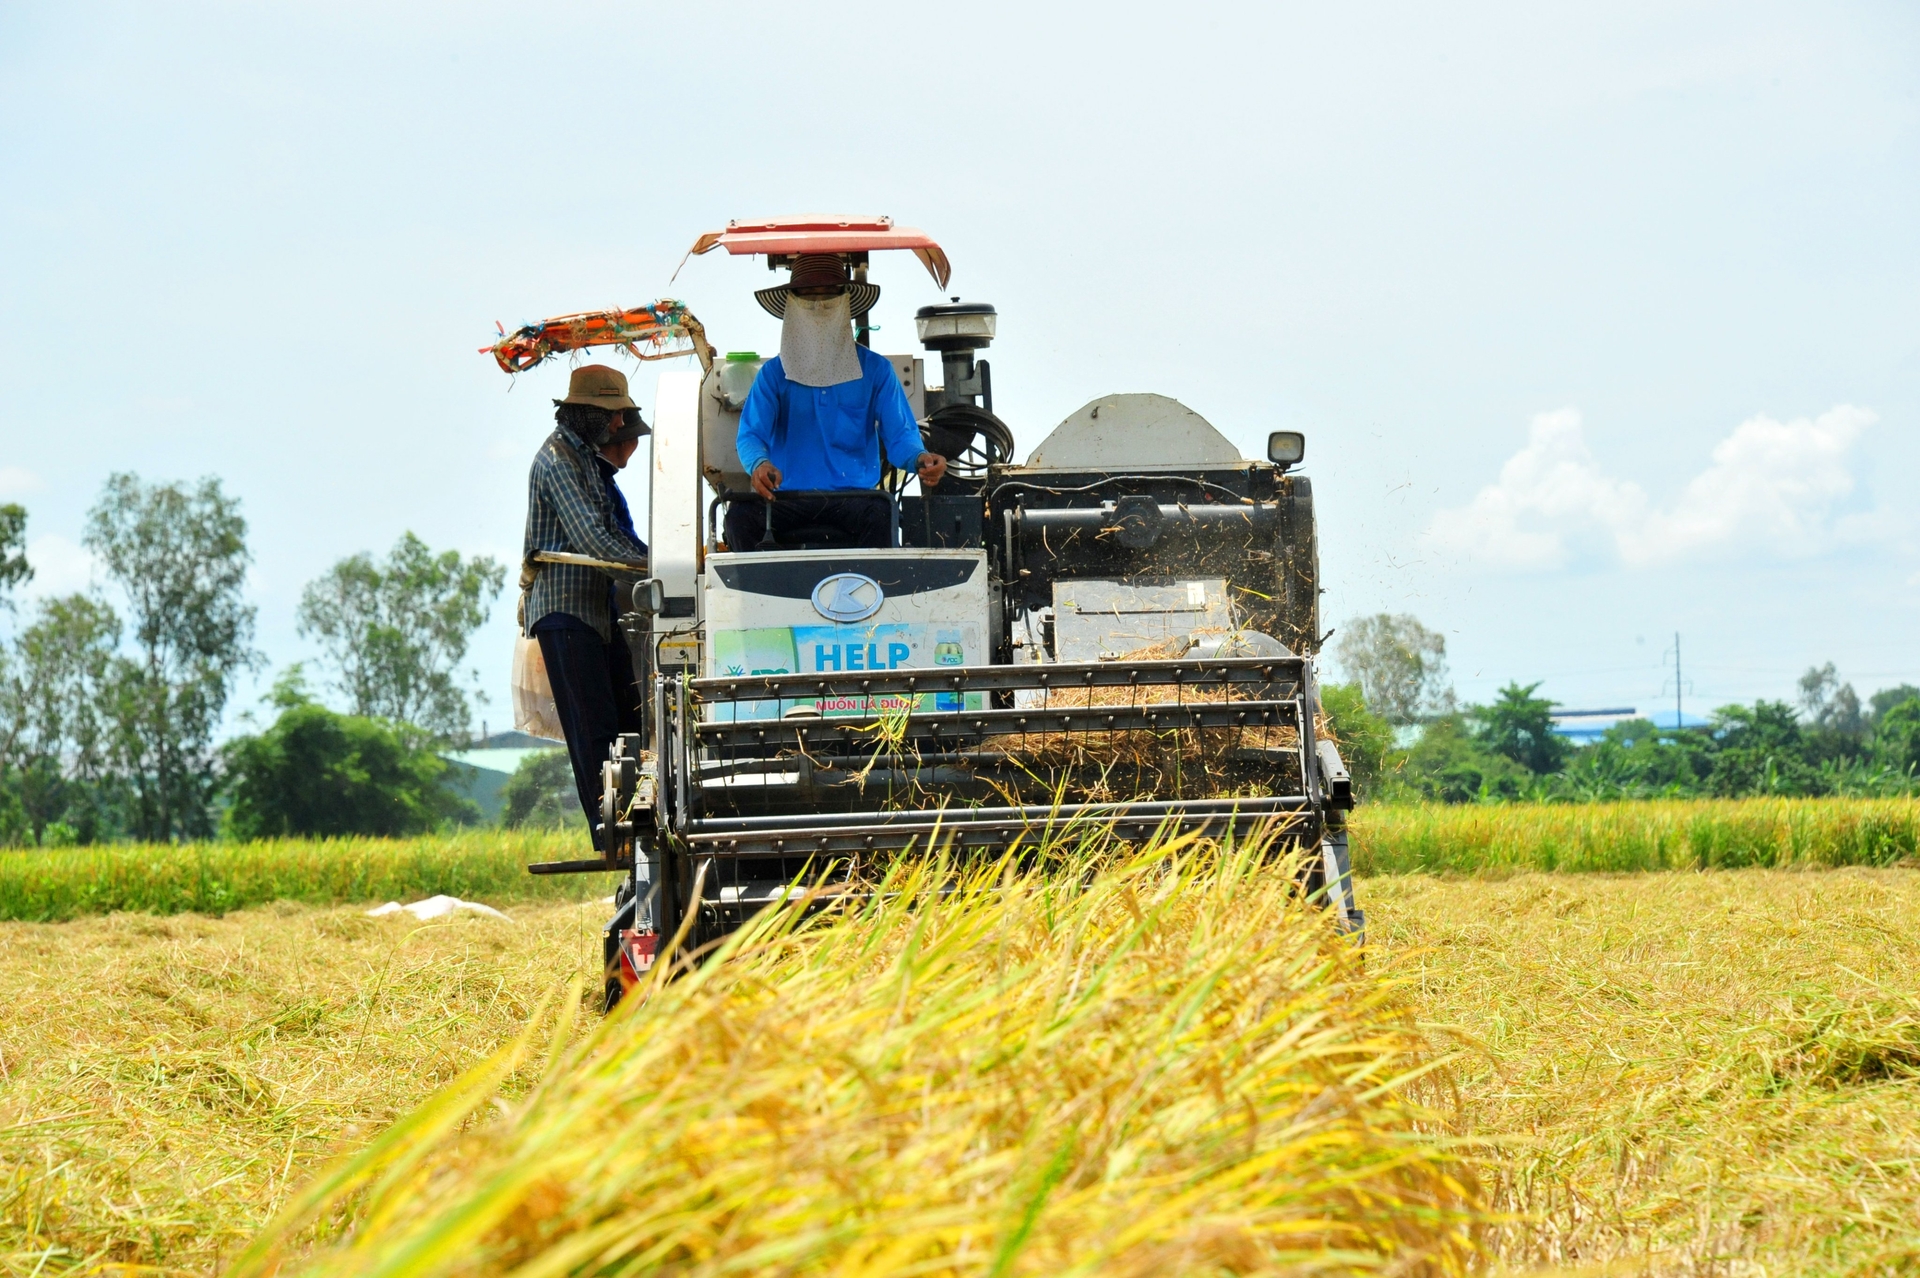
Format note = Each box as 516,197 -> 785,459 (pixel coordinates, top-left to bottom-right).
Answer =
658,656 -> 1330,869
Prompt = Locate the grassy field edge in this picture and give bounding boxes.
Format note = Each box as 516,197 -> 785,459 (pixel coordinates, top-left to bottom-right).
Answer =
4,797 -> 1916,922
0,828 -> 605,922
1351,796 -> 1920,874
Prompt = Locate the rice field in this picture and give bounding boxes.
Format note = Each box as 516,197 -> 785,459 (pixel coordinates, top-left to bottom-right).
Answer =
0,829 -> 603,922
1,805 -> 1917,1274
1351,798 -> 1920,876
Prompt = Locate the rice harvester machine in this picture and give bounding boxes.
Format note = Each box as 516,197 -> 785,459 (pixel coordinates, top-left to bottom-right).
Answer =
511,217 -> 1361,1006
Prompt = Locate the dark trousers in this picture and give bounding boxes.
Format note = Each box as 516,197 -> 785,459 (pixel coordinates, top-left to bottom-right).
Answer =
723,494 -> 892,552
533,613 -> 644,850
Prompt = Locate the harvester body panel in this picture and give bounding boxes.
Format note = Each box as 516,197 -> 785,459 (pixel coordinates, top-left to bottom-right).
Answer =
703,548 -> 990,715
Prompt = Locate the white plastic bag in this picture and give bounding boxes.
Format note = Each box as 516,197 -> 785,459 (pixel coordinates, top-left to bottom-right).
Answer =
367,895 -> 514,922
511,635 -> 565,741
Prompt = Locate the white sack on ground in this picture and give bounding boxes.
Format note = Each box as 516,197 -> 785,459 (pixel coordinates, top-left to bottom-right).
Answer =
367,895 -> 514,922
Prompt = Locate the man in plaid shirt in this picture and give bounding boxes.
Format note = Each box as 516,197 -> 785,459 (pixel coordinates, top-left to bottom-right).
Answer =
522,364 -> 650,850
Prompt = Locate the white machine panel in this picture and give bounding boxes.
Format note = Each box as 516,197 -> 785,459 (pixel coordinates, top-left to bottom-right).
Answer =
704,547 -> 988,718
1027,393 -> 1242,469
649,368 -> 705,615
699,356 -> 761,495
1052,577 -> 1232,661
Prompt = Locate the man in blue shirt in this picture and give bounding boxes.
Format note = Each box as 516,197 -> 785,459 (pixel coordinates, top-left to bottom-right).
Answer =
728,254 -> 946,551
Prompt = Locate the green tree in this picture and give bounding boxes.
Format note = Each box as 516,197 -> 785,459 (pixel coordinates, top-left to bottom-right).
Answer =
0,503 -> 30,607
498,749 -> 577,829
1868,685 -> 1920,725
297,532 -> 505,740
1797,662 -> 1865,759
0,595 -> 122,844
1395,714 -> 1531,803
1708,701 -> 1826,797
85,473 -> 260,841
1317,682 -> 1397,800
1330,613 -> 1455,725
1872,699 -> 1920,776
1558,718 -> 1716,798
1473,681 -> 1569,775
224,672 -> 475,839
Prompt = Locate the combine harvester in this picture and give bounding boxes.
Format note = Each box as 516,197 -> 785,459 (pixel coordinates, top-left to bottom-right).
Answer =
491,217 -> 1359,1006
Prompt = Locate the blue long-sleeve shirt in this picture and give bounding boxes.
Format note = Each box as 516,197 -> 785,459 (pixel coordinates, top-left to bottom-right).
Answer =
735,346 -> 924,492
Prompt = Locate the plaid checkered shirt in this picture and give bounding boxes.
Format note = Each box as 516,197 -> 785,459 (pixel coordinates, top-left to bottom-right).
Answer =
520,426 -> 648,642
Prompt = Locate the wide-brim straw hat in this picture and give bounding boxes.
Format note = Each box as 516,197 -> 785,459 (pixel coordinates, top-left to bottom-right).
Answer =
755,253 -> 880,319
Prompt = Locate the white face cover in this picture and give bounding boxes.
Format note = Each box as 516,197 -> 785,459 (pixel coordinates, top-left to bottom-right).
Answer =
779,294 -> 863,388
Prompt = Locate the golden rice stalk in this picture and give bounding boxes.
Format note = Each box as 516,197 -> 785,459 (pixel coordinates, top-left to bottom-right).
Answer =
240,833 -> 1484,1277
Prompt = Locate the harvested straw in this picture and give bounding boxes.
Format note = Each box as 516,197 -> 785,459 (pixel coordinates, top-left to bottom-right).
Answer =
0,899 -> 606,1273
240,834 -> 1484,1277
985,636 -> 1305,803
1370,867 -> 1920,1275
985,723 -> 1299,803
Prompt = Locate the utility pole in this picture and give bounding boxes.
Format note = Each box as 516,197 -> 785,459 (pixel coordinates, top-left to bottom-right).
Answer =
1673,631 -> 1681,730
1660,631 -> 1688,733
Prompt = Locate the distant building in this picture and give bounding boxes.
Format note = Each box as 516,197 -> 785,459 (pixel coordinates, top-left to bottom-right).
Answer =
440,731 -> 564,820
1549,705 -> 1710,744
1643,708 -> 1711,731
472,729 -> 561,750
1549,707 -> 1637,746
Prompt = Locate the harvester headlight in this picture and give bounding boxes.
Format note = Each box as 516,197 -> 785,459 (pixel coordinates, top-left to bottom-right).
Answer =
1267,431 -> 1306,468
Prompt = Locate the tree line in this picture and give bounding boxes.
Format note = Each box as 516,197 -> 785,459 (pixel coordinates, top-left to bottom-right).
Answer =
0,478 -> 503,846
1325,614 -> 1920,803
9,482 -> 1915,844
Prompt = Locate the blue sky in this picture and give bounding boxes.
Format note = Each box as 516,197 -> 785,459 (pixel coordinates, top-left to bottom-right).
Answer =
2,2 -> 1915,729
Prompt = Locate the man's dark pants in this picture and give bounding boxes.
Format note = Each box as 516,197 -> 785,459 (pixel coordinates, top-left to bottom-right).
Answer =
723,493 -> 892,551
532,613 -> 644,851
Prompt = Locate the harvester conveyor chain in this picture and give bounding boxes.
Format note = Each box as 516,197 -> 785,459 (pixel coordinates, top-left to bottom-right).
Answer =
682,795 -> 1313,859
693,699 -> 1305,748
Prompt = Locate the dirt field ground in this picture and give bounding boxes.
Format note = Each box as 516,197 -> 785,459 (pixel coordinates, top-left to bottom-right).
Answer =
2,869 -> 1916,1275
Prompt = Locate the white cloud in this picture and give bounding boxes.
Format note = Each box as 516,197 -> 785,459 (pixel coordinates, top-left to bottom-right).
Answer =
0,466 -> 42,499
1426,409 -> 1647,569
1427,405 -> 1887,571
21,534 -> 98,599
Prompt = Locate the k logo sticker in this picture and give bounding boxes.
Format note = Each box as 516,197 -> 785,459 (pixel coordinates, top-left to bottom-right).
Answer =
811,572 -> 885,623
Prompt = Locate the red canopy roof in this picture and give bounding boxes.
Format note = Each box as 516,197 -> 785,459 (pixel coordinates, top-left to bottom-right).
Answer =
686,215 -> 951,290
